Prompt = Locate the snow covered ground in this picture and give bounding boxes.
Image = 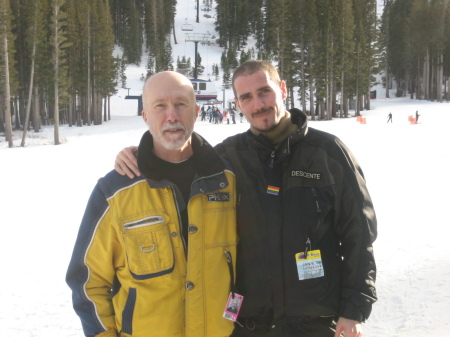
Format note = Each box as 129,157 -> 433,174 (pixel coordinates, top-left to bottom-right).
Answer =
2,94 -> 450,337
1,0 -> 450,336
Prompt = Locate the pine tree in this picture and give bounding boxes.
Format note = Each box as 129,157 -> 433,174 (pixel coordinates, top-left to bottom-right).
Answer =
20,0 -> 40,146
380,0 -> 392,99
112,0 -> 142,65
227,48 -> 238,70
195,52 -> 204,76
215,63 -> 220,80
50,0 -> 69,144
0,0 -> 14,146
162,37 -> 174,71
443,2 -> 450,101
90,0 -> 116,124
144,0 -> 176,73
386,0 -> 411,97
408,0 -> 431,99
146,54 -> 155,78
350,0 -> 378,115
335,0 -> 355,117
29,0 -> 47,131
120,56 -> 127,88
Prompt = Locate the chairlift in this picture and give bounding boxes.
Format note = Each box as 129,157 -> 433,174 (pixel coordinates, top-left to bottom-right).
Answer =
181,19 -> 193,31
177,59 -> 191,76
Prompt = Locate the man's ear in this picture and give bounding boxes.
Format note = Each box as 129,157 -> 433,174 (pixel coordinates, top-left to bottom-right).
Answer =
142,110 -> 148,123
280,80 -> 288,101
194,104 -> 200,120
234,97 -> 240,110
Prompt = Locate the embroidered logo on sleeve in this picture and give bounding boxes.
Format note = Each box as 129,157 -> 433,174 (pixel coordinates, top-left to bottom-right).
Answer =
207,192 -> 230,202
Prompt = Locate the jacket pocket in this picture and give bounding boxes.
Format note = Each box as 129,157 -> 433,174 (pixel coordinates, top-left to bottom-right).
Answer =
123,216 -> 175,280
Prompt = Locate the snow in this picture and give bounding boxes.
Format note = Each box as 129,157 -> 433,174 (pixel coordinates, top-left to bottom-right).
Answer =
1,1 -> 450,336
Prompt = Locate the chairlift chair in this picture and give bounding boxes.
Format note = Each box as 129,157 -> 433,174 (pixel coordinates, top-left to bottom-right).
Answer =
181,19 -> 193,31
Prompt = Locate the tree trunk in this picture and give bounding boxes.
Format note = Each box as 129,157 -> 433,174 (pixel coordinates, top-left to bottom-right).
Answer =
0,95 -> 4,133
355,49 -> 360,116
13,98 -> 20,129
86,7 -> 91,126
300,39 -> 307,114
309,79 -> 315,121
331,82 -> 337,118
68,95 -> 73,127
422,49 -> 429,100
385,66 -> 390,99
340,71 -> 344,118
289,86 -> 294,111
446,76 -> 449,101
343,91 -> 349,118
172,20 -> 177,44
76,94 -> 82,127
319,98 -> 325,120
33,86 -> 40,132
108,96 -> 111,121
21,5 -> 38,147
365,86 -> 371,111
1,0 -> 13,147
21,40 -> 36,147
437,54 -> 443,103
53,0 -> 61,145
103,97 -> 107,122
430,57 -> 435,101
328,36 -> 334,120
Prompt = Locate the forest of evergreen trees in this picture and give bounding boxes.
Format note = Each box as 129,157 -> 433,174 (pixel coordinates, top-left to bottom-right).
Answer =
1,0 -> 449,147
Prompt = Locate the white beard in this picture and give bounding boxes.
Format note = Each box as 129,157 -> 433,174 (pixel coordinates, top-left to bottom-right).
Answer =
151,122 -> 191,151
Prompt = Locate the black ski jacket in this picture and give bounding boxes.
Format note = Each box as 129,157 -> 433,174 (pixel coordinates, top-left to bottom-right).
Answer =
215,109 -> 377,325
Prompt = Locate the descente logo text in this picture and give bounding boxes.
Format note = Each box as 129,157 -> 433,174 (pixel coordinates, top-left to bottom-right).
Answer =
291,170 -> 321,180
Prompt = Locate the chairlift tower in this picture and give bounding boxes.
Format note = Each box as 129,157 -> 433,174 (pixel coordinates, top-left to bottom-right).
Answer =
185,32 -> 212,79
196,0 -> 199,23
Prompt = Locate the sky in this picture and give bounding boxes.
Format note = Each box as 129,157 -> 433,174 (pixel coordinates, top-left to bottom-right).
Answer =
1,1 -> 450,336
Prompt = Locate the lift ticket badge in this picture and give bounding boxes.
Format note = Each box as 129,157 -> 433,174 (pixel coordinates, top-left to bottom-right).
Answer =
295,250 -> 325,280
223,292 -> 243,322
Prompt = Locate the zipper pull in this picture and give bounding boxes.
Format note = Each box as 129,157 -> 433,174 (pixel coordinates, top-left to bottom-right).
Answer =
269,151 -> 275,168
311,188 -> 322,213
304,238 -> 311,259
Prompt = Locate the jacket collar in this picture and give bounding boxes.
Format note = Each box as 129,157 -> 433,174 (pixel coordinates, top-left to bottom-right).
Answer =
137,130 -> 227,192
245,108 -> 309,157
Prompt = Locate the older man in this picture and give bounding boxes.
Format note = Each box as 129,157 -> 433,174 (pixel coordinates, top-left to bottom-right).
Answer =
66,71 -> 238,337
115,61 -> 377,337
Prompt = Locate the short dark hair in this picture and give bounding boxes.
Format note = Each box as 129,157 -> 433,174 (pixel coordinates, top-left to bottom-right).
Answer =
232,60 -> 281,98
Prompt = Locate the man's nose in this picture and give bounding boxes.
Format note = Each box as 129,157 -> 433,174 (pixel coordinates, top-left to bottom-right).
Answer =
166,105 -> 179,122
254,96 -> 265,110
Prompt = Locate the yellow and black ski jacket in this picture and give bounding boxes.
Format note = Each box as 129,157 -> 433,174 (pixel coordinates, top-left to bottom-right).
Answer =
66,132 -> 238,337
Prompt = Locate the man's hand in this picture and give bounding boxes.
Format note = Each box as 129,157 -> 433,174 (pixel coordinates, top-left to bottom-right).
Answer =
115,146 -> 140,179
334,317 -> 363,337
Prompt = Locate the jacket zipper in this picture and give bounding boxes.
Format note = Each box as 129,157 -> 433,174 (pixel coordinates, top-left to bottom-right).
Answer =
170,186 -> 187,253
224,249 -> 238,298
190,171 -> 226,192
305,188 -> 322,255
123,216 -> 164,230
